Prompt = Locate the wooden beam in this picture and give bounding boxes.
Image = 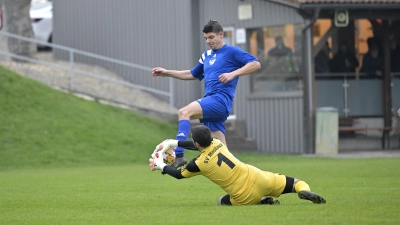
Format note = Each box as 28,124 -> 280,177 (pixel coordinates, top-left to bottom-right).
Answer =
313,25 -> 337,58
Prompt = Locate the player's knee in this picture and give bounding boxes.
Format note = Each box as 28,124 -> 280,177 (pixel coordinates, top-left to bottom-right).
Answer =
178,107 -> 191,119
292,178 -> 301,191
293,179 -> 311,192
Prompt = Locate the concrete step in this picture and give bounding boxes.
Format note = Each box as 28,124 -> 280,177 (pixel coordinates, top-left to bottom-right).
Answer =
226,136 -> 257,152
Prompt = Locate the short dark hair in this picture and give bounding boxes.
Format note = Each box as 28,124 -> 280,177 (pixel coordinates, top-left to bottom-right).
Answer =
275,36 -> 283,42
202,20 -> 223,34
191,125 -> 213,148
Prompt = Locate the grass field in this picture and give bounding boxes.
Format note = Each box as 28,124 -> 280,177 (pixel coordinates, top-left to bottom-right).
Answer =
1,66 -> 400,225
1,157 -> 400,225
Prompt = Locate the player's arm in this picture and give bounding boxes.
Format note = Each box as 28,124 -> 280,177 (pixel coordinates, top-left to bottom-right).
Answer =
235,61 -> 261,77
178,140 -> 198,150
152,67 -> 196,80
218,61 -> 261,83
162,166 -> 184,179
163,69 -> 196,80
155,139 -> 197,151
162,159 -> 200,179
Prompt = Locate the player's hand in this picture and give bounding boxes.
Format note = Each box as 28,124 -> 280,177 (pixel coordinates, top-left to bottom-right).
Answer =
149,152 -> 166,171
151,139 -> 173,157
149,157 -> 155,171
398,108 -> 400,117
218,72 -> 235,84
152,67 -> 168,77
151,144 -> 161,159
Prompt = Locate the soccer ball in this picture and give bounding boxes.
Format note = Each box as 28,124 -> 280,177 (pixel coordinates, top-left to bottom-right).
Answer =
163,148 -> 176,166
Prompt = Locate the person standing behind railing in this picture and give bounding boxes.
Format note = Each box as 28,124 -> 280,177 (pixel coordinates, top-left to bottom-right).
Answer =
330,41 -> 359,74
266,36 -> 296,73
360,45 -> 384,78
314,41 -> 331,74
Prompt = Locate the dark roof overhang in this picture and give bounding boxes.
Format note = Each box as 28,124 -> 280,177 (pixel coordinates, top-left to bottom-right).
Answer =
299,1 -> 400,10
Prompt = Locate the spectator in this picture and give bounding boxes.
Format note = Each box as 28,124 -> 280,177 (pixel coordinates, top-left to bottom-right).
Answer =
266,36 -> 296,73
314,41 -> 331,73
360,45 -> 384,78
330,41 -> 359,74
367,37 -> 382,55
268,36 -> 293,57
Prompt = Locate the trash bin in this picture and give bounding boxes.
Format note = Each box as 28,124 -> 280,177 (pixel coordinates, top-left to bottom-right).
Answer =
315,107 -> 338,154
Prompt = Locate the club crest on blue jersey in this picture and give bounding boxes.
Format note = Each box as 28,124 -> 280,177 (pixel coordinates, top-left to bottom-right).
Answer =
209,54 -> 216,65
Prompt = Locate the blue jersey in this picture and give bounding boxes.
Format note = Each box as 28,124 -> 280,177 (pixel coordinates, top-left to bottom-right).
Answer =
190,45 -> 258,105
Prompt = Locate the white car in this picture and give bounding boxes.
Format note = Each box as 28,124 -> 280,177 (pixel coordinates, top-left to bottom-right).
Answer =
30,1 -> 52,49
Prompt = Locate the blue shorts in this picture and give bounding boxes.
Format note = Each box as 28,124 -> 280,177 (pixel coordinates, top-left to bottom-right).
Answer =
196,95 -> 230,134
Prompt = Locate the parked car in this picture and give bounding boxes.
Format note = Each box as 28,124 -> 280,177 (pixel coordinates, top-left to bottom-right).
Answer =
30,1 -> 52,50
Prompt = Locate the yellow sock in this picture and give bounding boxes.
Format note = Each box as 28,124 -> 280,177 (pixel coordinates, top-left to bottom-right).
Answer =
295,181 -> 311,193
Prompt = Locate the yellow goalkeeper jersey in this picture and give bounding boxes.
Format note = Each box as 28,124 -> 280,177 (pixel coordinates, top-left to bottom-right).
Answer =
181,139 -> 262,201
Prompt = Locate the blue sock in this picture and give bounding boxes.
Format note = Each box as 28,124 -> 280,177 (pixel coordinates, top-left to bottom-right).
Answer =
174,120 -> 190,156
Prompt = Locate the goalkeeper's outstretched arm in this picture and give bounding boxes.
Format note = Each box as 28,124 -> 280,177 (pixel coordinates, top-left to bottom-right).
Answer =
162,166 -> 185,179
162,159 -> 200,179
178,140 -> 198,150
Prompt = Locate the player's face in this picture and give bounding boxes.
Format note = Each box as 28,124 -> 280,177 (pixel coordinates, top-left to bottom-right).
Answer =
204,31 -> 224,50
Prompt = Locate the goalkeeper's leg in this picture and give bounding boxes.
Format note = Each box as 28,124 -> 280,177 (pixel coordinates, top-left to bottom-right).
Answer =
294,179 -> 326,204
217,194 -> 232,206
282,177 -> 326,204
260,197 -> 280,205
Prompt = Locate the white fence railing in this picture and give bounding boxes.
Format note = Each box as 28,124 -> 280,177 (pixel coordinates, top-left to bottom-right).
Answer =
0,30 -> 175,114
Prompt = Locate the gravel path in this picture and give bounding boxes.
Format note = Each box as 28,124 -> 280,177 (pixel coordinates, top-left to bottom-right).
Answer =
0,52 -> 178,121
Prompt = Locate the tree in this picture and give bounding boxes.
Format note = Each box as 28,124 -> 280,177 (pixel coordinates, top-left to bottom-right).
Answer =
1,0 -> 36,60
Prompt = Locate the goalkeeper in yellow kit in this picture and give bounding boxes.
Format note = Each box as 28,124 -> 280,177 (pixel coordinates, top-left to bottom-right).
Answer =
150,125 -> 326,206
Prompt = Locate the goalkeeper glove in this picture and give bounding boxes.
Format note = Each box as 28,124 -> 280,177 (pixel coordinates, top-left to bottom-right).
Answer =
151,139 -> 178,157
158,139 -> 178,154
149,152 -> 166,171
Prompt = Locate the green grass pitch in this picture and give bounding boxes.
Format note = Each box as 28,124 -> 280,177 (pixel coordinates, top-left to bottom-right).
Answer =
1,157 -> 400,225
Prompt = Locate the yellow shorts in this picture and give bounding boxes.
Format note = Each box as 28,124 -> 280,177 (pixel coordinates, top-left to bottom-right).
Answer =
230,171 -> 287,205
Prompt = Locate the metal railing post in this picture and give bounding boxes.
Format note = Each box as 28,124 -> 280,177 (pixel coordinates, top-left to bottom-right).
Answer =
69,50 -> 74,91
342,76 -> 349,117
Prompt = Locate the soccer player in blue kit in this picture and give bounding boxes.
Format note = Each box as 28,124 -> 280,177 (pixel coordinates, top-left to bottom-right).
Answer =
152,20 -> 261,168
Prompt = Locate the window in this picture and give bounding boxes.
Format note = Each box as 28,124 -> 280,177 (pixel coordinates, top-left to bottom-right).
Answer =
249,24 -> 303,93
